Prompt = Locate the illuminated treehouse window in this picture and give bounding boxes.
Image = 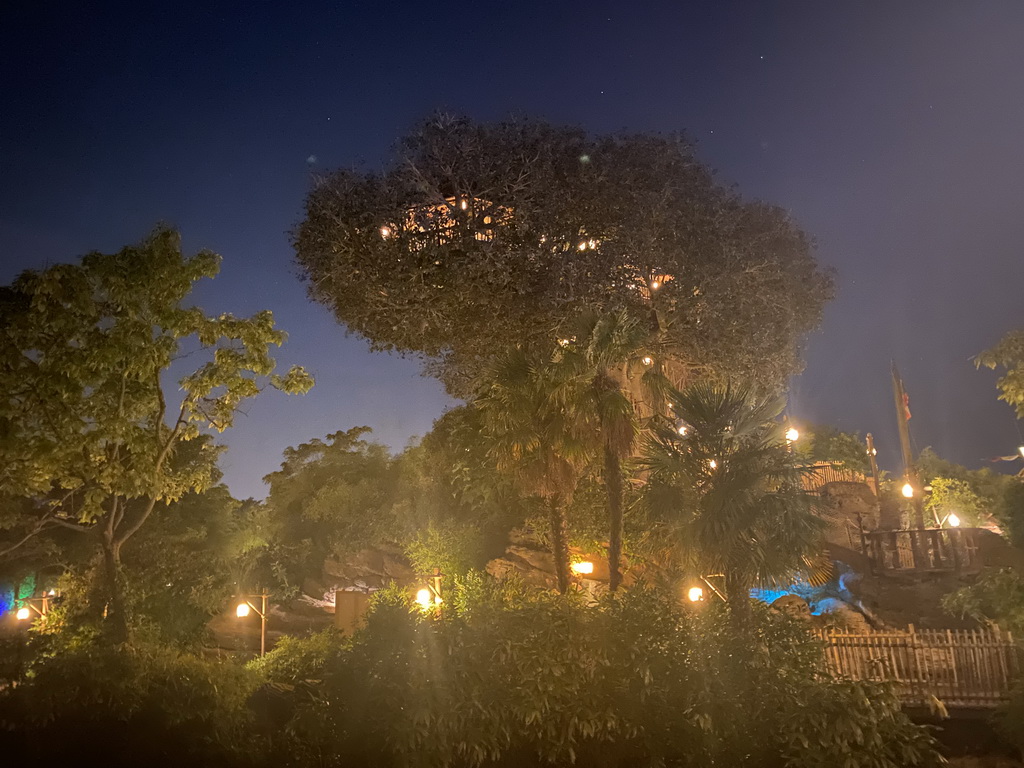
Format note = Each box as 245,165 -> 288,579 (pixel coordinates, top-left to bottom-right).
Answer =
380,197 -> 511,246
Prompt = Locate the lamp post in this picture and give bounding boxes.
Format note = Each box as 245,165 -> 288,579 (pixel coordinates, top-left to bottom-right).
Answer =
15,592 -> 55,623
235,590 -> 269,657
415,569 -> 444,612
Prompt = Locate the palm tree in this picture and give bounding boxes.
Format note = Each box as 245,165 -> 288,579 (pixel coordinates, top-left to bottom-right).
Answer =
553,310 -> 665,591
475,350 -> 591,593
641,382 -> 826,624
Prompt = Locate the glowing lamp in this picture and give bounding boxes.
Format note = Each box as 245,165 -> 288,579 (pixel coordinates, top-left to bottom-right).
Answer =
677,424 -> 688,436
571,561 -> 594,575
785,427 -> 799,443
641,356 -> 653,366
235,602 -> 251,618
415,588 -> 433,607
687,587 -> 704,603
948,513 -> 961,528
901,483 -> 914,499
708,459 -> 717,470
650,280 -> 660,290
16,607 -> 31,621
380,226 -> 391,238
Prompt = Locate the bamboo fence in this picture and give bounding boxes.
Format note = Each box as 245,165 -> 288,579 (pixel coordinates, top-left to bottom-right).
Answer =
817,624 -> 1020,708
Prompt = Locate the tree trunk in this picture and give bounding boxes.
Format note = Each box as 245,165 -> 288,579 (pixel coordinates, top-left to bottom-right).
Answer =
604,445 -> 624,592
99,533 -> 130,644
724,571 -> 752,631
548,495 -> 570,594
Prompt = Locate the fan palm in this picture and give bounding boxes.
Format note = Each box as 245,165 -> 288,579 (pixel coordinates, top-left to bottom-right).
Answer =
553,309 -> 666,590
641,382 -> 826,623
475,350 -> 591,593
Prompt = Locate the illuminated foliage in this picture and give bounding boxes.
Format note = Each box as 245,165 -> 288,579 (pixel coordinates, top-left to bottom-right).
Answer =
255,581 -> 941,767
0,228 -> 312,641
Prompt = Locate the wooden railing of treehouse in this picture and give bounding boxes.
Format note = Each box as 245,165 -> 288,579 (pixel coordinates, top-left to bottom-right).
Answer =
861,528 -> 982,574
801,462 -> 871,493
817,624 -> 1020,708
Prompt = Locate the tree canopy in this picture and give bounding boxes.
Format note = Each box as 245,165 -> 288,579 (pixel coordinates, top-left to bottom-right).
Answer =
0,227 -> 312,640
294,114 -> 834,394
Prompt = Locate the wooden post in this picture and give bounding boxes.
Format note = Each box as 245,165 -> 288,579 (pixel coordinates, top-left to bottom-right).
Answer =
891,363 -> 925,529
865,432 -> 881,498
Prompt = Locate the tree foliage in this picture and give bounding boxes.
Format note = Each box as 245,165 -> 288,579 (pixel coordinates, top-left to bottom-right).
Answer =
640,383 -> 827,619
0,227 -> 312,640
254,579 -> 941,768
977,329 -> 1024,418
294,114 -> 834,394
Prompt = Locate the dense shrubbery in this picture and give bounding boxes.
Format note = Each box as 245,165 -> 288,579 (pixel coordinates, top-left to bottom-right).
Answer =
0,635 -> 260,767
253,579 -> 941,768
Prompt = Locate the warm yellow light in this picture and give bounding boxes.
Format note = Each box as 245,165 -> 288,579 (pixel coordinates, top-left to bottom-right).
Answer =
380,226 -> 391,238
677,424 -> 689,436
948,513 -> 961,528
578,242 -> 587,251
687,587 -> 704,602
708,459 -> 717,470
558,338 -> 571,348
650,280 -> 660,290
571,561 -> 594,575
15,607 -> 30,621
641,356 -> 653,366
785,427 -> 800,442
415,588 -> 433,607
460,199 -> 468,210
235,602 -> 251,618
901,483 -> 914,498
1019,445 -> 1024,459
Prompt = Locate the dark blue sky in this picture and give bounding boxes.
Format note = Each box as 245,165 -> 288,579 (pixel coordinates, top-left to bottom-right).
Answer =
3,1 -> 1022,498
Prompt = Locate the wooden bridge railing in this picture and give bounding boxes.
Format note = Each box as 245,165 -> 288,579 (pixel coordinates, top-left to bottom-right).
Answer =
818,624 -> 1020,708
861,528 -> 981,573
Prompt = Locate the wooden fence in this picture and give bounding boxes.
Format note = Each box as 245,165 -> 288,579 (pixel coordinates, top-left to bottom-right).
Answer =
818,624 -> 1020,708
861,528 -> 981,573
801,462 -> 870,493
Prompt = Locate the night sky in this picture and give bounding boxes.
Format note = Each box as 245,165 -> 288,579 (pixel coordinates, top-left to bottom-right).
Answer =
3,1 -> 1022,500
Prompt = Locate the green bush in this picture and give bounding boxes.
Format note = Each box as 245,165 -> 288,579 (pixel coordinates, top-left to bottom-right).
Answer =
0,639 -> 261,767
257,578 -> 942,767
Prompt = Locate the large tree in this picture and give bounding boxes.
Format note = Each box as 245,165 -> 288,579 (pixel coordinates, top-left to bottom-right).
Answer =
0,228 -> 312,642
294,114 -> 834,395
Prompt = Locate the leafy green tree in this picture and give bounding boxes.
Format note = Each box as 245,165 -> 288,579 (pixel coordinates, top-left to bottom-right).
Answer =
261,426 -> 399,587
641,383 -> 826,624
997,479 -> 1024,547
0,228 -> 312,642
977,329 -> 1024,418
295,114 -> 834,395
924,476 -> 989,528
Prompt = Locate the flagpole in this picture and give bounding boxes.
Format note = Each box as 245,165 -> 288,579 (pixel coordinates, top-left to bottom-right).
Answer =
891,362 -> 926,529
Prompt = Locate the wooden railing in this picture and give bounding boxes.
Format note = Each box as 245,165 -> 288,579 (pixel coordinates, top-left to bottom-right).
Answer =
861,528 -> 981,573
818,625 -> 1020,708
801,462 -> 870,493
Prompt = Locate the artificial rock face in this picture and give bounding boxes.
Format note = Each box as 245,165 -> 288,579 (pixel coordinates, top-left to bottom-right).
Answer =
770,594 -> 812,621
